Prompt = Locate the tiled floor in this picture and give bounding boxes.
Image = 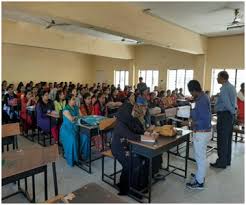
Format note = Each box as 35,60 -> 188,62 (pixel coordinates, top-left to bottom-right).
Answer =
2,134 -> 244,203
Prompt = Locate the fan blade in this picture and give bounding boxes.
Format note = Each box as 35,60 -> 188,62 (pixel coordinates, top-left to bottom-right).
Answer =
46,24 -> 52,29
54,23 -> 71,26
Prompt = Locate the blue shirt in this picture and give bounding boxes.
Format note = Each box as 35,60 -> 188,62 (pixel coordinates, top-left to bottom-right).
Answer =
215,81 -> 237,115
191,92 -> 212,131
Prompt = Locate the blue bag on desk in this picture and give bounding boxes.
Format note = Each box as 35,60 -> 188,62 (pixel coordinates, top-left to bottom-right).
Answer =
78,115 -> 106,126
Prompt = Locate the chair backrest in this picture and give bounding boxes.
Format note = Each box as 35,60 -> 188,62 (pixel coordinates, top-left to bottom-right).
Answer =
2,123 -> 21,138
165,107 -> 177,118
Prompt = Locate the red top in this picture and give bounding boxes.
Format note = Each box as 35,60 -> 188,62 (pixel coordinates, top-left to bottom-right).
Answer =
80,104 -> 93,116
237,97 -> 244,123
92,102 -> 107,116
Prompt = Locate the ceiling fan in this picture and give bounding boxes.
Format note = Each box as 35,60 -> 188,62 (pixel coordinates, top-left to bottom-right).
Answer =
227,9 -> 244,30
43,19 -> 71,29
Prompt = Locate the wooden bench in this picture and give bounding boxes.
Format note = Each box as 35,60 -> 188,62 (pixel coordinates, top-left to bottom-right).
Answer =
101,149 -> 121,189
2,123 -> 20,152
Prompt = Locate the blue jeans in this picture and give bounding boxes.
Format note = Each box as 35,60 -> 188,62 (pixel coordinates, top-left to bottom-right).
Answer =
193,132 -> 211,184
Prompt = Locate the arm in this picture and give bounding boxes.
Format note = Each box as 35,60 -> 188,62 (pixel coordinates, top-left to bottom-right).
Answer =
63,110 -> 76,122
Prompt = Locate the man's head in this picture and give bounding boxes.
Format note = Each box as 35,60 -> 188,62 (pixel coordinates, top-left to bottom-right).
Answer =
139,77 -> 143,83
217,71 -> 229,85
187,80 -> 202,98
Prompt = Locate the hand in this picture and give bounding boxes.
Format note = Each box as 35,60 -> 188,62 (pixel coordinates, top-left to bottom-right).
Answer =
147,125 -> 155,131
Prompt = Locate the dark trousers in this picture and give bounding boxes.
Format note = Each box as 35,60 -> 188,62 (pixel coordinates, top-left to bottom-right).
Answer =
216,111 -> 234,166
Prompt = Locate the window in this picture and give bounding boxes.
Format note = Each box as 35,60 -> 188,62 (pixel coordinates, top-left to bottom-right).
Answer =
167,69 -> 194,95
138,70 -> 159,91
211,68 -> 245,95
114,70 -> 129,90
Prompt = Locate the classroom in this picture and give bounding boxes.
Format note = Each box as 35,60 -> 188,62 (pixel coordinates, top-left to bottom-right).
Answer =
1,1 -> 245,203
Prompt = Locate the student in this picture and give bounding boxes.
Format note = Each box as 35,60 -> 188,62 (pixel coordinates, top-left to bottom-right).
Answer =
16,85 -> 25,100
20,90 -> 35,133
237,83 -> 244,124
136,87 -> 151,127
163,90 -> 174,108
60,93 -> 90,167
2,80 -> 8,94
92,93 -> 107,116
3,85 -> 19,122
54,90 -> 66,114
137,77 -> 147,92
32,87 -> 39,104
71,88 -> 81,107
183,80 -> 211,189
171,90 -> 177,106
36,90 -> 59,143
178,88 -> 185,98
80,93 -> 93,116
112,95 -> 147,197
49,83 -> 58,101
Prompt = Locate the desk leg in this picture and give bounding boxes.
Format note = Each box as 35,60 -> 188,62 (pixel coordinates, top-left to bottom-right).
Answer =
44,165 -> 48,200
15,135 -> 18,149
167,151 -> 170,171
148,157 -> 152,203
32,175 -> 36,203
50,116 -> 52,145
129,144 -> 132,194
24,177 -> 28,193
89,130 -> 92,174
185,136 -> 190,178
52,162 -> 58,196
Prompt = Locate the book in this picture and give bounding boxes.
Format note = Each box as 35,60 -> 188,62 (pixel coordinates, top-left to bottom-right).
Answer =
141,135 -> 156,143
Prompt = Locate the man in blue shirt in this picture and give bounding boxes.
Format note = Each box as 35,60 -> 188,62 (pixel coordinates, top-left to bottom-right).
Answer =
210,71 -> 237,169
183,80 -> 211,189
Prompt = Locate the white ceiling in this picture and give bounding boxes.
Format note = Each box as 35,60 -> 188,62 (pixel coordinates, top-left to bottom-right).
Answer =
134,2 -> 244,37
2,9 -> 142,45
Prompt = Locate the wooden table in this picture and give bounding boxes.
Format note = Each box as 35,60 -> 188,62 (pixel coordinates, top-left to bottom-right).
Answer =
2,144 -> 59,202
128,128 -> 192,203
46,182 -> 126,203
2,123 -> 20,152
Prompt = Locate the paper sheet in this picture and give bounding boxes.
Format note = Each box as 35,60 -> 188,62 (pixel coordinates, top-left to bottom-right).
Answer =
177,106 -> 191,118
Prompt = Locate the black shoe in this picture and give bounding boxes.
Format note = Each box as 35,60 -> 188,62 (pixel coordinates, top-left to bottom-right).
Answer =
210,162 -> 226,169
186,179 -> 204,190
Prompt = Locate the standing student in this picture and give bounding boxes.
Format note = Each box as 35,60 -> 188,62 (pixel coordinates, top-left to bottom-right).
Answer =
183,80 -> 211,189
60,93 -> 90,167
36,90 -> 59,143
71,88 -> 81,107
210,71 -> 237,169
137,77 -> 147,92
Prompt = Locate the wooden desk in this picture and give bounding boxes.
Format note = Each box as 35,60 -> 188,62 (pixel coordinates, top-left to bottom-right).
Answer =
2,145 -> 59,202
76,123 -> 100,173
128,128 -> 192,203
47,182 -> 126,203
2,123 -> 20,152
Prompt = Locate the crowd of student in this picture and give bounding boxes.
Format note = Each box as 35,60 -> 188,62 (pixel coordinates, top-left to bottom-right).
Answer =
1,75 -> 244,197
